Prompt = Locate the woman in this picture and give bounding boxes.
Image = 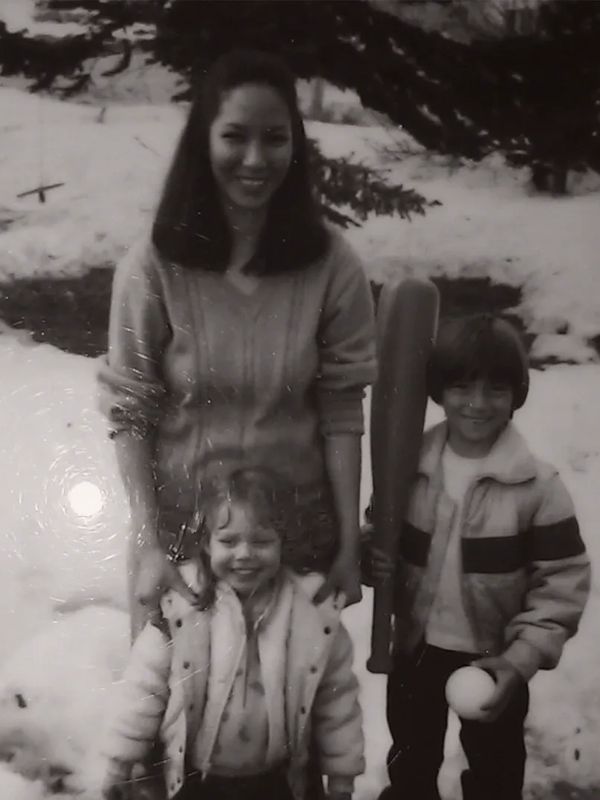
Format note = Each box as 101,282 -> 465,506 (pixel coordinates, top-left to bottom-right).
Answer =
98,48 -> 377,637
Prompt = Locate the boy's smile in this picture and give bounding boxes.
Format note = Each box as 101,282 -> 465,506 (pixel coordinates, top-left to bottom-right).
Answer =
442,378 -> 513,457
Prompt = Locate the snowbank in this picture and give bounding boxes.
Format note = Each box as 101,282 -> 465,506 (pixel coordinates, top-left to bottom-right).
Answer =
0,606 -> 129,796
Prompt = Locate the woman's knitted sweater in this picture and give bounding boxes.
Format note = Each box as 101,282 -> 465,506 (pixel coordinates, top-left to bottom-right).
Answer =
98,229 -> 376,529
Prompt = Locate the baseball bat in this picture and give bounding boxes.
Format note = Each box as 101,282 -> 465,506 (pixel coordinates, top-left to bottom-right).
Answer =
367,278 -> 439,674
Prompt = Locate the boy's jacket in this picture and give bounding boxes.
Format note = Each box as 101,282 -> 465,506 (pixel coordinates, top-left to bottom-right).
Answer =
389,421 -> 590,680
101,570 -> 364,800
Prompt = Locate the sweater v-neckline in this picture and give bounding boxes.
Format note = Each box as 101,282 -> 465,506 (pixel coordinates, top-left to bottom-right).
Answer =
223,272 -> 262,299
210,271 -> 280,318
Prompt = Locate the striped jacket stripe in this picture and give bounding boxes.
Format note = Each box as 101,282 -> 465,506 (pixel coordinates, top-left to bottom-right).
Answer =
400,516 -> 584,574
462,536 -> 525,574
528,516 -> 586,561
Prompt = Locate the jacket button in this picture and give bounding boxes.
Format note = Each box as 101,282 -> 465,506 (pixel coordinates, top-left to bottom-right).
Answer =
323,626 -> 331,634
175,619 -> 182,628
310,666 -> 317,674
183,661 -> 190,669
300,706 -> 306,714
178,746 -> 183,754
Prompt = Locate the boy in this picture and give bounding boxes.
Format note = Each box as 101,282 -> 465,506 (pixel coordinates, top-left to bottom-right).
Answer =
364,313 -> 590,800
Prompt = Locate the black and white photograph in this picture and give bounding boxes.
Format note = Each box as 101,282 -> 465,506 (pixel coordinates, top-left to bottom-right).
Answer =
0,1 -> 598,798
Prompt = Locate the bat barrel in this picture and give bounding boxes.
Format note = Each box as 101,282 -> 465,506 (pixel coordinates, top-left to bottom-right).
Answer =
367,278 -> 439,674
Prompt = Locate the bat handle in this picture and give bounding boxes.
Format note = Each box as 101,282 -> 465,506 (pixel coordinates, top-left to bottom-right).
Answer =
367,582 -> 396,674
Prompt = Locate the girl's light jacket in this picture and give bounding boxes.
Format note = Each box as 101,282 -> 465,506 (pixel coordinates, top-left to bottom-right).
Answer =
101,570 -> 364,800
389,421 -> 591,680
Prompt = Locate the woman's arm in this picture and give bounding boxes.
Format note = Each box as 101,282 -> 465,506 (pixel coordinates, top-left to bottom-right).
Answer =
98,241 -> 196,637
115,434 -> 198,638
115,434 -> 159,638
315,233 -> 377,604
314,433 -> 363,605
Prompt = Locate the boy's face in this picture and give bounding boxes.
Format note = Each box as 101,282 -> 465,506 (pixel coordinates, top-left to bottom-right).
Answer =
442,378 -> 513,457
207,502 -> 282,598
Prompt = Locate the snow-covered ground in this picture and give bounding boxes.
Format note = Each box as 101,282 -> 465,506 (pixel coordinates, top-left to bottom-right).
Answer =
0,83 -> 599,799
0,335 -> 598,800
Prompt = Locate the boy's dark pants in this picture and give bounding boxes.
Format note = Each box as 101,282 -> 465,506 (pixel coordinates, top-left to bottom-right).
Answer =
384,644 -> 529,800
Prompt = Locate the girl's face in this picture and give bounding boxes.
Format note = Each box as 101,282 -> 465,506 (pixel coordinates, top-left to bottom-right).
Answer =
442,377 -> 513,458
207,502 -> 282,598
209,83 -> 293,214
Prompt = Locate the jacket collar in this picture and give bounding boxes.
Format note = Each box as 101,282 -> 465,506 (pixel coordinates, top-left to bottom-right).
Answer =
418,421 -> 537,485
162,566 -> 342,630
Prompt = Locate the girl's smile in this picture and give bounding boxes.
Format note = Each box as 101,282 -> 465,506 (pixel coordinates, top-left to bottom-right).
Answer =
207,502 -> 282,598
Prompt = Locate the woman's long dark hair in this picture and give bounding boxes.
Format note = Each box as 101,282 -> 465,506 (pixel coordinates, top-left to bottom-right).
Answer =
151,48 -> 329,274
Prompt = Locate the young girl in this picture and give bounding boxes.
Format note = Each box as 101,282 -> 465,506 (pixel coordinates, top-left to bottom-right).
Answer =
101,467 -> 364,800
364,313 -> 590,800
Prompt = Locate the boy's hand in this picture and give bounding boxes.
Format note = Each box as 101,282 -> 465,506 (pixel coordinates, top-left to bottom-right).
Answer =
361,538 -> 395,585
360,523 -> 395,585
369,546 -> 395,582
470,655 -> 525,722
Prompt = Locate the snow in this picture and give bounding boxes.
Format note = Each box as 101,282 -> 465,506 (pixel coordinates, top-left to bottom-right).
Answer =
0,333 -> 598,799
0,0 -> 86,37
1,87 -> 599,360
0,85 -> 598,798
0,0 -> 37,33
0,605 -> 129,795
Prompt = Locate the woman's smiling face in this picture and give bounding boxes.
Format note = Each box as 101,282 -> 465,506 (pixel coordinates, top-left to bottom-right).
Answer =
209,83 -> 293,214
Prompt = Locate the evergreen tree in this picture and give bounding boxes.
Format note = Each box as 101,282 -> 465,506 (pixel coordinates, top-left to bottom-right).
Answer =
0,0 -> 431,222
2,0 -> 598,191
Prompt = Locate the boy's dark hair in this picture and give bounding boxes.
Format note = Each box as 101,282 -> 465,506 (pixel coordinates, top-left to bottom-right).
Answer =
194,466 -> 293,607
151,48 -> 329,273
427,313 -> 529,410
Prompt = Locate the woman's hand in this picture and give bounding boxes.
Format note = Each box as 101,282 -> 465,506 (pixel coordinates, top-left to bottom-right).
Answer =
134,546 -> 199,613
313,546 -> 362,606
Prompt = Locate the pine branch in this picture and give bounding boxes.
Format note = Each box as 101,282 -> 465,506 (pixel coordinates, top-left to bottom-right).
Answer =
309,140 -> 433,224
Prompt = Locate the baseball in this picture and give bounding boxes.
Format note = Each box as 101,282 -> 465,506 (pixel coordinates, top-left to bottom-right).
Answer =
445,666 -> 496,720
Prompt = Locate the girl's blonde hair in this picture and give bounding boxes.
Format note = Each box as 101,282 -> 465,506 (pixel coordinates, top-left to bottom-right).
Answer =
194,466 -> 294,607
